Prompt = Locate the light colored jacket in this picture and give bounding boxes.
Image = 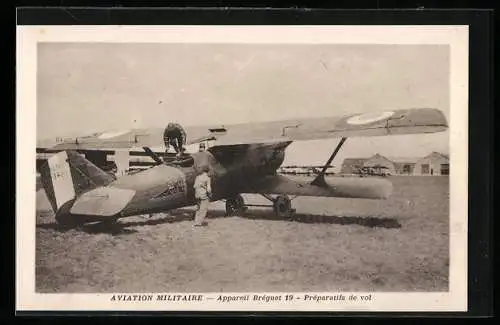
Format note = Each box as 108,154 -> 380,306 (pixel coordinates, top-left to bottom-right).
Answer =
194,172 -> 211,200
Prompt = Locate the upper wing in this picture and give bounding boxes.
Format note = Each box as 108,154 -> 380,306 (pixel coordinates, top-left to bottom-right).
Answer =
37,125 -> 211,151
209,107 -> 448,146
38,108 -> 447,150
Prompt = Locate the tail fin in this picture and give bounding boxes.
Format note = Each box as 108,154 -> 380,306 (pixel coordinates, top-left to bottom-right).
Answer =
39,150 -> 116,213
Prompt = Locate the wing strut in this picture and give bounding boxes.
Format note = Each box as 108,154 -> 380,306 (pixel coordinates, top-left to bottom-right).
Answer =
310,137 -> 347,187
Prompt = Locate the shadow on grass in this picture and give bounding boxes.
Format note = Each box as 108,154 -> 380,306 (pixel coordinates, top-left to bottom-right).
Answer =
36,211 -> 195,236
36,221 -> 139,236
37,207 -> 401,235
232,209 -> 402,229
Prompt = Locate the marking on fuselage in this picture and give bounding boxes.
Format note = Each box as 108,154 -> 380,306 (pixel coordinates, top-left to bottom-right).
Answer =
154,179 -> 186,199
346,111 -> 395,125
148,166 -> 189,202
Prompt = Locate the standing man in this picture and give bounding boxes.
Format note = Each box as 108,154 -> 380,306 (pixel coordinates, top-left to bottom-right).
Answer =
193,165 -> 212,227
163,122 -> 187,158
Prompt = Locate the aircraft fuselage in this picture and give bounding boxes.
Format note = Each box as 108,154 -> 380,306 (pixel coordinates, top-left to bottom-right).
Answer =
103,141 -> 290,219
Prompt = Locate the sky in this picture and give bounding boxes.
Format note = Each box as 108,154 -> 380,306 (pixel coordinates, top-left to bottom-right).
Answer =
37,43 -> 449,169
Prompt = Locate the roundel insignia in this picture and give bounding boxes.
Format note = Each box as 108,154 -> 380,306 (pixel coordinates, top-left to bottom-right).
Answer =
98,130 -> 131,139
346,111 -> 395,126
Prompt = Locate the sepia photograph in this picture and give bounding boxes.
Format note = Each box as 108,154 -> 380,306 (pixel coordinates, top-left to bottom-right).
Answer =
17,25 -> 469,312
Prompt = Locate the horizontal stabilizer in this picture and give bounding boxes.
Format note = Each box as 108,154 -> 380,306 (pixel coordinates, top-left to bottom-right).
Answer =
247,175 -> 393,199
70,186 -> 136,217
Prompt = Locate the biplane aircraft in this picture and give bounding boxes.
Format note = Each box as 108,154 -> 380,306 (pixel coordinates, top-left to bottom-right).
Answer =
37,108 -> 448,228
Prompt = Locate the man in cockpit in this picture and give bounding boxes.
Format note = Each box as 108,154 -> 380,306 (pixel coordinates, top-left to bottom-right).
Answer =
163,122 -> 187,158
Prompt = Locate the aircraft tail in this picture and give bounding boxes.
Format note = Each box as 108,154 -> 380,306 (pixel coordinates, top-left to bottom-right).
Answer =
39,150 -> 116,213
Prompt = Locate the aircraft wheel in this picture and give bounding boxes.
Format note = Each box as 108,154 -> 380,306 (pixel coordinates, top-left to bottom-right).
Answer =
225,194 -> 245,216
273,195 -> 294,219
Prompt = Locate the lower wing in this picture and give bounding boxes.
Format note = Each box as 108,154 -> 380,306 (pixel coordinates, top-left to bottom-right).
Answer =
244,174 -> 393,199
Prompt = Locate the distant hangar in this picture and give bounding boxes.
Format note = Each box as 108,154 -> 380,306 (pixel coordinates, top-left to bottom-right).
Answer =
341,152 -> 450,176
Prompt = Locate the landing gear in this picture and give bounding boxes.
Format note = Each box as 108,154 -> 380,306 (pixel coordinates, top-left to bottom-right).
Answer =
260,193 -> 296,219
225,194 -> 246,216
272,195 -> 295,219
224,193 -> 296,219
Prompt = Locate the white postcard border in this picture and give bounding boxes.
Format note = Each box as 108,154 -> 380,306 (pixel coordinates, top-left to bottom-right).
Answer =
16,25 -> 469,312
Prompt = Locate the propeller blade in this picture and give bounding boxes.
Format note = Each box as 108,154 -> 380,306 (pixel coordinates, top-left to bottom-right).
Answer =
142,147 -> 164,165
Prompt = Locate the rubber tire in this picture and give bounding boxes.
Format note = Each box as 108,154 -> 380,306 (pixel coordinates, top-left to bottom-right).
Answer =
225,194 -> 245,216
273,195 -> 293,219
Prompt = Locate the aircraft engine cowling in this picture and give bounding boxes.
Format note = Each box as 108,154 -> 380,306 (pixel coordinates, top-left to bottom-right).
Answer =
267,148 -> 286,172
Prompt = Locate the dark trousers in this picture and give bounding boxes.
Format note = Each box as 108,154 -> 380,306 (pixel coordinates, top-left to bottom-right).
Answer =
165,137 -> 183,153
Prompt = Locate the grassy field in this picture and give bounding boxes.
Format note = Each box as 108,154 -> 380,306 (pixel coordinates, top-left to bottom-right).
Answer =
35,176 -> 449,293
